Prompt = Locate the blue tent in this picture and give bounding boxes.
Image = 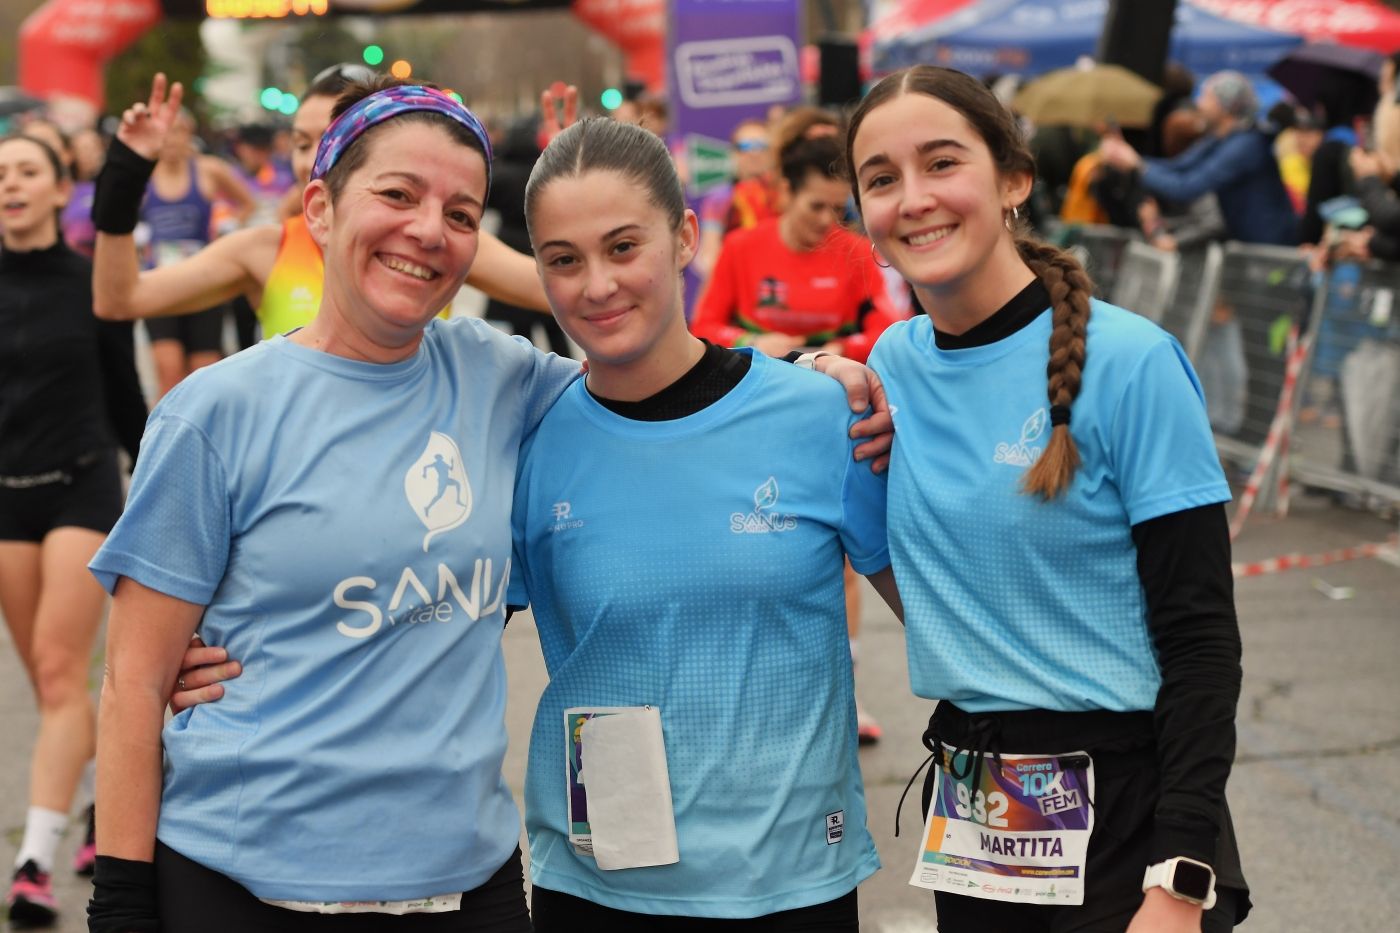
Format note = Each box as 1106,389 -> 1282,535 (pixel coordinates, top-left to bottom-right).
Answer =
870,0 -> 1303,79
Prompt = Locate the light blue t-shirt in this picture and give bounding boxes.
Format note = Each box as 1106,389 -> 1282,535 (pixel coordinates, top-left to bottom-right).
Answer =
509,351 -> 887,918
869,301 -> 1230,714
89,318 -> 577,902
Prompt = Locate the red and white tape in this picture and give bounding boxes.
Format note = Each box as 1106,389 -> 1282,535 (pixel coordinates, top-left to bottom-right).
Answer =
1233,536 -> 1399,578
1230,328 -> 1311,540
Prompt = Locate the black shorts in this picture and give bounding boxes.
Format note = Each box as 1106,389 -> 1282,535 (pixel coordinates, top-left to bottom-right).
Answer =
919,703 -> 1250,933
154,842 -> 531,933
0,449 -> 123,543
145,305 -> 226,354
531,886 -> 859,932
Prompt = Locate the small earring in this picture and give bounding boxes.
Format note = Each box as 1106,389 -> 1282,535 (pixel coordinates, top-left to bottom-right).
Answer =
871,242 -> 891,269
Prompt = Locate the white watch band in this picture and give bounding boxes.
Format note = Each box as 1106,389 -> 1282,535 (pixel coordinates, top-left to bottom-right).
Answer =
1142,858 -> 1218,910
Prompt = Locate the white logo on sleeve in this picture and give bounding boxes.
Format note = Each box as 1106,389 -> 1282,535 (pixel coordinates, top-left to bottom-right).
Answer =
993,408 -> 1047,468
405,432 -> 473,552
730,476 -> 798,533
550,501 -> 584,533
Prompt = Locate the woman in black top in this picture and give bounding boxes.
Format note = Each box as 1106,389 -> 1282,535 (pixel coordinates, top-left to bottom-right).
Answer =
0,134 -> 145,928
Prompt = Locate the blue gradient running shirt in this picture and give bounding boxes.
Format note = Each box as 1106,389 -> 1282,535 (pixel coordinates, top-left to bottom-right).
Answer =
510,351 -> 888,918
869,301 -> 1230,714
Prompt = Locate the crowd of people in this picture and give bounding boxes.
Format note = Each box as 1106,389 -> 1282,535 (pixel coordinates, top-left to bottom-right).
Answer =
0,52 -> 1257,933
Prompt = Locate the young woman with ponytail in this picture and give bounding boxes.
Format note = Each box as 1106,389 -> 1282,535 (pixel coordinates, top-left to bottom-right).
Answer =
846,66 -> 1249,931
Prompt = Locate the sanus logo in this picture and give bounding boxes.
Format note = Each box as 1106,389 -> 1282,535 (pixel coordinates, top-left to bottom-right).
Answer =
405,432 -> 472,551
730,476 -> 798,534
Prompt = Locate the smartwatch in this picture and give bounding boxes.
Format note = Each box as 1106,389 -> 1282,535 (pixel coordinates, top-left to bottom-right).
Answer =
1142,856 -> 1217,909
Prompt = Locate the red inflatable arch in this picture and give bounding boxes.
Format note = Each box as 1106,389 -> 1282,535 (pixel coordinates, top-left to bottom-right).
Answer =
18,0 -> 665,115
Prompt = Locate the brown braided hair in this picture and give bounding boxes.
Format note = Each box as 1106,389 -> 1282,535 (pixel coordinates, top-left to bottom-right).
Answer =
844,66 -> 1094,499
1013,235 -> 1091,498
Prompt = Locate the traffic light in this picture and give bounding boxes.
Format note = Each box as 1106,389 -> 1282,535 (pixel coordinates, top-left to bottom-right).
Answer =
600,87 -> 622,111
363,45 -> 385,67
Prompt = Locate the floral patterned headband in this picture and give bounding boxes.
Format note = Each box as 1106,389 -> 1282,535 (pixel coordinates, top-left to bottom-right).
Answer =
311,85 -> 493,189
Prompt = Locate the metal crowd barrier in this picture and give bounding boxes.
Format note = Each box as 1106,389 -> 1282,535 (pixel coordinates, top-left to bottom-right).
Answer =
1060,228 -> 1398,516
1062,224 -> 1138,299
1161,243 -> 1222,364
1199,243 -> 1315,470
1110,240 -> 1180,325
1288,260 -> 1400,508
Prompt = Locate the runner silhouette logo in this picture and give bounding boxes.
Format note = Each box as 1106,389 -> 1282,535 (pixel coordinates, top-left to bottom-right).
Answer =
405,432 -> 473,551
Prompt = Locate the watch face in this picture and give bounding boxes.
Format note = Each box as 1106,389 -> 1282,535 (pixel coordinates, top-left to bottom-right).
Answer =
1172,860 -> 1214,901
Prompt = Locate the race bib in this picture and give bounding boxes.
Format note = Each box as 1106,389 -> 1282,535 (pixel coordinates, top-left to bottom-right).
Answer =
565,706 -> 679,871
153,238 -> 205,268
909,747 -> 1094,906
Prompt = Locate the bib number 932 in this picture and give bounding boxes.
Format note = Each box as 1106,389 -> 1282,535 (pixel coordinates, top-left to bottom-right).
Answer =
953,783 -> 1009,828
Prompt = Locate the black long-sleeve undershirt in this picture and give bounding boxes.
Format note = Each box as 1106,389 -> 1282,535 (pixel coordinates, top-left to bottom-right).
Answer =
1,240 -> 146,475
935,279 -> 1241,867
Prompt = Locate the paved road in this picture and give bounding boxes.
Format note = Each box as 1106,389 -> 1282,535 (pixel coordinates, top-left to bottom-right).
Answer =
4,493 -> 1398,931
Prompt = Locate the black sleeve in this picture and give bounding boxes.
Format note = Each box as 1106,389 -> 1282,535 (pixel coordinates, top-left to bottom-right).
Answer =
1355,175 -> 1400,234
1132,502 -> 1242,867
88,855 -> 159,933
1299,142 -> 1349,245
1367,228 -> 1400,262
95,319 -> 148,466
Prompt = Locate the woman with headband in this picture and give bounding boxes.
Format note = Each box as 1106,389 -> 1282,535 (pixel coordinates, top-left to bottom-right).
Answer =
87,77 -> 891,933
85,78 -> 577,933
89,70 -> 564,341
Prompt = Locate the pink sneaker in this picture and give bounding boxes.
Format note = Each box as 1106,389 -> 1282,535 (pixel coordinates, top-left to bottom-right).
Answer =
6,860 -> 57,927
857,704 -> 883,746
72,804 -> 96,876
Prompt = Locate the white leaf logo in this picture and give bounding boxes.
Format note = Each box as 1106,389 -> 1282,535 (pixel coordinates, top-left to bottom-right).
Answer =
754,476 -> 780,512
404,432 -> 472,552
1021,408 -> 1048,444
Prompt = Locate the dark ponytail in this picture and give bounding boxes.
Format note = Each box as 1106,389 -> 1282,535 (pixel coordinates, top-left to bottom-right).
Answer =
524,117 -> 685,241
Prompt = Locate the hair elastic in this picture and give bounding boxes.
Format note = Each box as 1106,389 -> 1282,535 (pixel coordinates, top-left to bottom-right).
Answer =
1049,404 -> 1071,427
312,85 -> 493,186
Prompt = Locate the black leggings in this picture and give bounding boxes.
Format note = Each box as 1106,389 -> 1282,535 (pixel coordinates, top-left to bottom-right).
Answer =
530,886 -> 859,932
155,842 -> 531,933
920,703 -> 1249,933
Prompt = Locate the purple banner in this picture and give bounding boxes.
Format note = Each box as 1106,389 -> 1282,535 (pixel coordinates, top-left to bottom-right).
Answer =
668,0 -> 803,144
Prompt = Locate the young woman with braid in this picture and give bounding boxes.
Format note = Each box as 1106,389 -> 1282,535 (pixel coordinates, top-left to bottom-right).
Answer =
847,66 -> 1250,932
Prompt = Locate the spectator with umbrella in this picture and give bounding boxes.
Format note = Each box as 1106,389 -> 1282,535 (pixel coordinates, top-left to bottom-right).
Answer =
1267,43 -> 1385,245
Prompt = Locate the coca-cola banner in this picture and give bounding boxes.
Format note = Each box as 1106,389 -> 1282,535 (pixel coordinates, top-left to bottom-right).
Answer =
1191,0 -> 1400,52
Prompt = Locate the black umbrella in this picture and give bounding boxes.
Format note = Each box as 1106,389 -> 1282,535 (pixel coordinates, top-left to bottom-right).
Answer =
1267,43 -> 1382,121
0,87 -> 45,118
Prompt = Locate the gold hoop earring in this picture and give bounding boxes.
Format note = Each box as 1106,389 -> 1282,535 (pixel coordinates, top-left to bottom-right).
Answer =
871,242 -> 891,269
1004,205 -> 1021,231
